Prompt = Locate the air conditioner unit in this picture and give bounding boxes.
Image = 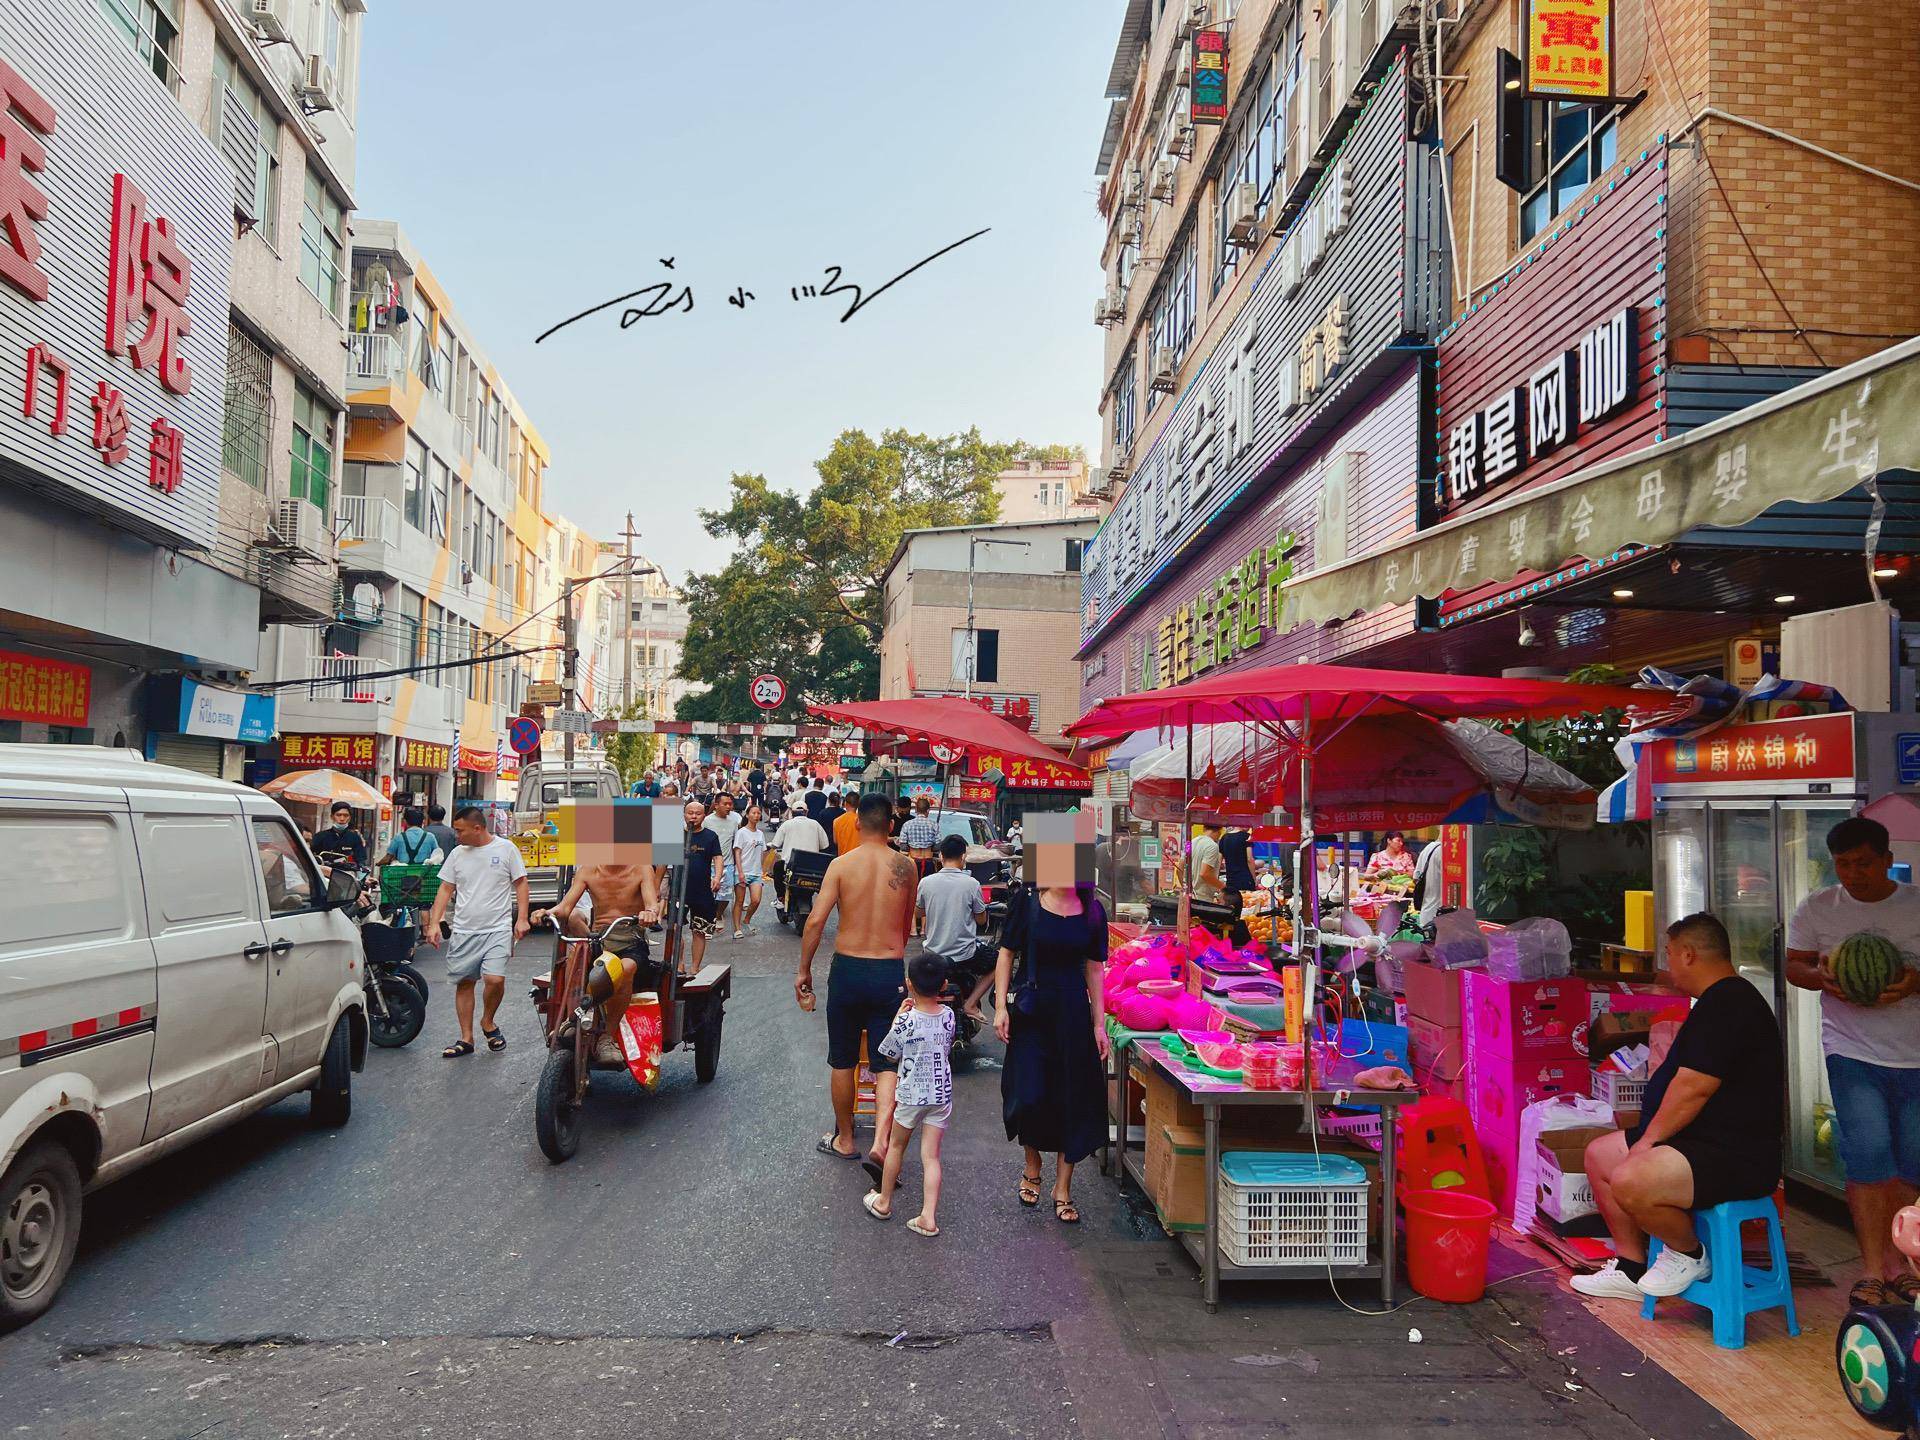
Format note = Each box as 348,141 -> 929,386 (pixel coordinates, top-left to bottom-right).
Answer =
1149,158 -> 1177,202
1086,466 -> 1118,499
273,498 -> 326,558
1225,182 -> 1262,246
1094,293 -> 1113,327
298,54 -> 338,112
1120,163 -> 1144,210
1105,282 -> 1127,319
1173,42 -> 1193,88
1168,93 -> 1195,159
1123,214 -> 1144,250
1149,346 -> 1178,393
1191,0 -> 1217,29
248,0 -> 293,44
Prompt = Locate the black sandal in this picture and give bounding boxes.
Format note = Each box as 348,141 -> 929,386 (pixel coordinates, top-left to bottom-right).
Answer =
1018,1173 -> 1042,1207
442,1039 -> 474,1058
816,1135 -> 858,1158
482,1026 -> 506,1052
1054,1197 -> 1081,1225
1853,1276 -> 1893,1307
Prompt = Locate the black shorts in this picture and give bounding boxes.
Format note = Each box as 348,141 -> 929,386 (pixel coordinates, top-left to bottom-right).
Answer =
826,953 -> 905,1072
685,892 -> 719,934
1630,1128 -> 1780,1210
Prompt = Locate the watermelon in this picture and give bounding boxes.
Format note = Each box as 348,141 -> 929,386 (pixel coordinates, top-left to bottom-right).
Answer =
1833,932 -> 1906,1004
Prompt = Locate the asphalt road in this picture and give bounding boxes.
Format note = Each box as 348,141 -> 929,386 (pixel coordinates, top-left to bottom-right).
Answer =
0,910 -> 1747,1439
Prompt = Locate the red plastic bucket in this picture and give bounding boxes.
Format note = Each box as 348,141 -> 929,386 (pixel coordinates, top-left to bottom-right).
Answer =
1404,1189 -> 1497,1303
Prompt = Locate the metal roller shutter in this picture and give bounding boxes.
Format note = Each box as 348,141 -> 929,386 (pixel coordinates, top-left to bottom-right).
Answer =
153,733 -> 223,778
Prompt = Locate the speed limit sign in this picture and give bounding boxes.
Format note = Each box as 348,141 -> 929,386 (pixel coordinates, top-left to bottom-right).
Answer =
749,673 -> 787,710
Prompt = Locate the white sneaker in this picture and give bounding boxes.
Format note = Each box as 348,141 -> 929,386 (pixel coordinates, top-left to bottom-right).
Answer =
1570,1259 -> 1647,1302
1638,1244 -> 1711,1297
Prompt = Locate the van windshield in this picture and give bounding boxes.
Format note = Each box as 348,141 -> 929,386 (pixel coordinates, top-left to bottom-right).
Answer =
539,780 -> 607,805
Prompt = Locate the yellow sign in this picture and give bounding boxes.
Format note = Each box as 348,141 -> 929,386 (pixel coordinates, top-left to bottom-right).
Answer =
1526,0 -> 1613,101
1146,534 -> 1297,689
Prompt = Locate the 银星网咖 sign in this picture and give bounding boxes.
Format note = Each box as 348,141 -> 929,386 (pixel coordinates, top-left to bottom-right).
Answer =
1191,29 -> 1228,124
1442,307 -> 1638,512
1148,533 -> 1297,689
0,647 -> 89,726
281,734 -> 376,770
1526,0 -> 1614,101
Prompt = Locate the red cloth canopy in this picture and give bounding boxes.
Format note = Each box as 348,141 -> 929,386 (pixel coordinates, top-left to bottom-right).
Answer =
1065,663 -> 1673,741
807,696 -> 1090,783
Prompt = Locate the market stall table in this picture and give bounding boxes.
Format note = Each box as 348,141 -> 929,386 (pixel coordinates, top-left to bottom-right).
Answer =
1122,1037 -> 1419,1310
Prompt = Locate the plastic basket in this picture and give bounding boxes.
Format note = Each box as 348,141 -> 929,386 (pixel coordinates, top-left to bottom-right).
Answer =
1318,1109 -> 1385,1151
1592,1069 -> 1647,1110
1217,1152 -> 1369,1266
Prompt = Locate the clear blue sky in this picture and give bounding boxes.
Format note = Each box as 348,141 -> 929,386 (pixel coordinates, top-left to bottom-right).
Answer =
353,0 -> 1116,582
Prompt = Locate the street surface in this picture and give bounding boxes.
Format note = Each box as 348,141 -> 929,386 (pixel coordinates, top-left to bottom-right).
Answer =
0,917 -> 1744,1438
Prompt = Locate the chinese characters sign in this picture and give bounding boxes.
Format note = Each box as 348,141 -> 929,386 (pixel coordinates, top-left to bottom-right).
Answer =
399,739 -> 452,772
1442,307 -> 1638,510
964,753 -> 1092,791
458,744 -> 497,774
0,3 -> 232,550
1146,533 -> 1297,688
0,646 -> 88,725
1526,0 -> 1614,101
1648,713 -> 1856,787
280,734 -> 377,770
1191,29 -> 1228,124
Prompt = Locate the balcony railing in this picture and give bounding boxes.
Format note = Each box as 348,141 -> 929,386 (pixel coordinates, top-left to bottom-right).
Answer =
306,654 -> 396,705
335,494 -> 400,552
347,331 -> 403,386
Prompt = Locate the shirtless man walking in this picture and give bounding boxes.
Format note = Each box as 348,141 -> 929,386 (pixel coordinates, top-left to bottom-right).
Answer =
798,792 -> 917,1184
537,862 -> 662,1064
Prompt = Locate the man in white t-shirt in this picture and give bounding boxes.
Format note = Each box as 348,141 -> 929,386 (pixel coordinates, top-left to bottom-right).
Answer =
423,806 -> 530,1058
771,807 -> 829,918
703,793 -> 744,936
1786,814 -> 1920,1308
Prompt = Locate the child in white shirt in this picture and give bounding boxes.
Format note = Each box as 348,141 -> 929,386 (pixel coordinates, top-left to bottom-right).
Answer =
861,952 -> 956,1236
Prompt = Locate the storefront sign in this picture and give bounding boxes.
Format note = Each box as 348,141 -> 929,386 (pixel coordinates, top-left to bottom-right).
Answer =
1647,713 -> 1856,787
952,779 -> 997,806
399,739 -> 451,772
0,646 -> 88,725
1081,59 -> 1441,645
911,691 -> 1037,730
1191,28 -> 1228,123
177,677 -> 274,743
499,760 -> 520,782
1525,0 -> 1614,101
1146,532 -> 1297,688
1442,308 -> 1639,511
458,744 -> 497,773
0,3 -> 234,551
1158,823 -> 1183,891
964,752 -> 1091,790
1441,825 -> 1470,910
281,734 -> 376,770
527,680 -> 563,705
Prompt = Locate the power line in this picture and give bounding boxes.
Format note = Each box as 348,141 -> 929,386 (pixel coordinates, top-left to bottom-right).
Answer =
247,641 -> 561,692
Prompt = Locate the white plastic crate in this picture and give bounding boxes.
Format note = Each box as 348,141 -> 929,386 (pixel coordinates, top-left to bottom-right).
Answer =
1317,1109 -> 1384,1151
1592,1069 -> 1647,1110
1217,1152 -> 1369,1267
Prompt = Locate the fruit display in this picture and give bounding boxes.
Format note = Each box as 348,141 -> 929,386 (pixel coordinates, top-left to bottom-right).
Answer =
1833,931 -> 1908,1005
1244,912 -> 1294,944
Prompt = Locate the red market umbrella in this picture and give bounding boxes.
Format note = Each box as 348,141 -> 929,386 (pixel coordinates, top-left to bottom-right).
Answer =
806,696 -> 1089,783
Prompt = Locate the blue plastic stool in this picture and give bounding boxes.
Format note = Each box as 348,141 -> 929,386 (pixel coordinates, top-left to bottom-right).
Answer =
1640,1198 -> 1801,1349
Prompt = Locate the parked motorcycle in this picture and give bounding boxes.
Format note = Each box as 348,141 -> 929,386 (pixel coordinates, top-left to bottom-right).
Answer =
321,857 -> 428,1049
940,937 -> 1001,1052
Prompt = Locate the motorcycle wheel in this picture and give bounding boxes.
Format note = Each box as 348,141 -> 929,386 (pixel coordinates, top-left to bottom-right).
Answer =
694,1006 -> 723,1084
535,1048 -> 581,1163
392,963 -> 430,1005
368,977 -> 425,1048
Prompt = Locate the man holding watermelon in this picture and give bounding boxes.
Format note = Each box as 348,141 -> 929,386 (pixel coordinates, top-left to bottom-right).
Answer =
1787,816 -> 1920,1310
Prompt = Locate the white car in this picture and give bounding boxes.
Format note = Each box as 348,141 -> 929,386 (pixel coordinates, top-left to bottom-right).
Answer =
0,746 -> 366,1328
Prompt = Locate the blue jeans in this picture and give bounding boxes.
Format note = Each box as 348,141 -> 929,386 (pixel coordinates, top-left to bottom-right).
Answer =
1827,1053 -> 1920,1185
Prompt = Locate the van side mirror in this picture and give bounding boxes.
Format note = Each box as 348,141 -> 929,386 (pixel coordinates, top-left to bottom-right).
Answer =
325,867 -> 363,908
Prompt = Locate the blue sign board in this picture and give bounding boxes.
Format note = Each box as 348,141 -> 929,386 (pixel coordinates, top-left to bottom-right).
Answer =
178,678 -> 276,744
1896,733 -> 1920,786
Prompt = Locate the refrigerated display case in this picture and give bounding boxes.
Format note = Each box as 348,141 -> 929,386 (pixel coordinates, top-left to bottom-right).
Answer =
1647,711 -> 1919,1196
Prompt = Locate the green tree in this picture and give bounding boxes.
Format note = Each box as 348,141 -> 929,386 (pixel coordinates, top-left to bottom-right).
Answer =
600,697 -> 659,790
676,427 -> 1051,718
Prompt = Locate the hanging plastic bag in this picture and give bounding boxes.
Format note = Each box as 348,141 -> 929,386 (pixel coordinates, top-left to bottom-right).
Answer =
1433,908 -> 1490,970
1513,1093 -> 1616,1232
616,995 -> 664,1089
1486,917 -> 1573,981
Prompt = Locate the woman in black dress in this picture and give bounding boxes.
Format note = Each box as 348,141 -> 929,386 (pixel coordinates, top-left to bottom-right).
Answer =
994,881 -> 1110,1223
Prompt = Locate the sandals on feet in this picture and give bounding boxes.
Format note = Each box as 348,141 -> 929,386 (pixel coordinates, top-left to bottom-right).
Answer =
907,1217 -> 939,1237
482,1026 -> 506,1052
1018,1172 -> 1042,1207
442,1039 -> 474,1058
1054,1197 -> 1081,1225
1892,1273 -> 1920,1304
862,1154 -> 886,1188
1852,1276 -> 1892,1307
862,1190 -> 892,1221
816,1135 -> 858,1159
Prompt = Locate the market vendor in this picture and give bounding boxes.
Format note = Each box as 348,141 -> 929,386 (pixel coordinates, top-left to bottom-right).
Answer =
1190,824 -> 1227,905
1573,912 -> 1783,1305
1363,830 -> 1416,880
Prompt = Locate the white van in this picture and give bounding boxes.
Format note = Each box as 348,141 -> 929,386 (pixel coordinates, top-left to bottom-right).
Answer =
510,760 -> 622,903
0,746 -> 366,1328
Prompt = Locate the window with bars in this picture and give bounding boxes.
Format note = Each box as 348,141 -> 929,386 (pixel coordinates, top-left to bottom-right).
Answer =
1212,19 -> 1305,295
1147,228 -> 1197,411
1112,349 -> 1137,457
1520,101 -> 1620,242
289,383 -> 334,514
221,322 -> 272,491
300,171 -> 345,316
97,0 -> 181,92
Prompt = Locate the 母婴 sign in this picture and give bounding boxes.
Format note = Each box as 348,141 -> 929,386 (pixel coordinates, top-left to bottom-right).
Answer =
0,3 -> 234,551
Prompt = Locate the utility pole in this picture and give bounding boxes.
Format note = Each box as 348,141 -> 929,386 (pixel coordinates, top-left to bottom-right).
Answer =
620,511 -> 638,712
562,574 -> 578,770
965,535 -> 1031,700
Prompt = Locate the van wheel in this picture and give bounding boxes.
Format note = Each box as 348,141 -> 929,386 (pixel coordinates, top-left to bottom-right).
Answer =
0,1139 -> 82,1331
310,1016 -> 353,1127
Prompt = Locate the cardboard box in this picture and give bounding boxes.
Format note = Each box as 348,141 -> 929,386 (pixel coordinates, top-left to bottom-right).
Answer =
1586,979 -> 1684,1030
1409,1017 -> 1462,1071
1146,1123 -> 1207,1230
1470,1053 -> 1590,1133
1135,1061 -> 1301,1149
1623,890 -> 1655,953
1587,1011 -> 1655,1070
1535,1125 -> 1613,1224
1462,971 -> 1587,1061
1403,956 -> 1463,1027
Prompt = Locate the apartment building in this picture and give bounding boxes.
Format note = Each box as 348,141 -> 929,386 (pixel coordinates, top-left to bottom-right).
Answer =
994,457 -> 1103,524
0,0 -> 362,775
613,557 -> 693,722
267,218 -> 561,812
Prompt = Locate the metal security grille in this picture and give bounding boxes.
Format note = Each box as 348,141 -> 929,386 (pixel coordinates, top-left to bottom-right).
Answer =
221,321 -> 271,491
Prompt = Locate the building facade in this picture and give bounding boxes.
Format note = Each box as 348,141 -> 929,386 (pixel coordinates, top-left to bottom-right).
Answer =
612,556 -> 693,722
994,457 -> 1101,524
0,0 -> 362,775
881,518 -> 1101,748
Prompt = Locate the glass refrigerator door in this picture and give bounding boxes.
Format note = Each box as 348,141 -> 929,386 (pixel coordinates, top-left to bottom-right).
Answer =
1652,801 -> 1708,967
1780,803 -> 1852,1193
1708,805 -> 1782,1008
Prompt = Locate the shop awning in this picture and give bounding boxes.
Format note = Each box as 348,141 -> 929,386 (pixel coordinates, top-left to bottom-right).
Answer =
805,697 -> 1088,782
1280,336 -> 1920,631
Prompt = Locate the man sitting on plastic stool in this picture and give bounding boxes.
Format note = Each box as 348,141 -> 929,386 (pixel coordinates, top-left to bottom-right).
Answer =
1573,912 -> 1784,1303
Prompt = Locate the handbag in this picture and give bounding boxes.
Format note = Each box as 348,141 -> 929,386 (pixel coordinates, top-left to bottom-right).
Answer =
1009,887 -> 1044,1018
